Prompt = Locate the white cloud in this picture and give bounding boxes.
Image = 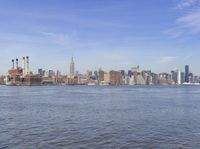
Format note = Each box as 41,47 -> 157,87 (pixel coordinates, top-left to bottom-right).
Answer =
159,56 -> 177,63
164,28 -> 184,38
176,0 -> 197,9
39,31 -> 72,46
166,0 -> 200,38
176,10 -> 200,33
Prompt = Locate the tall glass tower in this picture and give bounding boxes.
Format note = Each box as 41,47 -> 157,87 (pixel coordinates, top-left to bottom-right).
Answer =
185,65 -> 189,83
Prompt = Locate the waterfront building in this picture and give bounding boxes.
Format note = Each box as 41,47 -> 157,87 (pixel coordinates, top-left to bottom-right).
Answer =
181,72 -> 185,84
124,76 -> 130,85
55,70 -> 62,84
129,75 -> 136,85
170,69 -> 183,85
98,69 -> 110,85
61,75 -> 68,84
177,71 -> 181,85
5,57 -> 42,86
141,71 -> 152,85
141,70 -> 152,85
104,72 -> 110,85
158,73 -> 172,85
67,76 -> 78,85
136,74 -> 145,85
189,73 -> 193,83
170,70 -> 177,84
119,70 -> 126,84
128,70 -> 133,77
48,70 -> 55,77
0,76 -> 5,84
120,70 -> 125,78
77,74 -> 87,85
38,69 -> 45,76
151,73 -> 159,85
87,70 -> 93,80
98,69 -> 105,83
94,70 -> 98,80
109,70 -> 122,85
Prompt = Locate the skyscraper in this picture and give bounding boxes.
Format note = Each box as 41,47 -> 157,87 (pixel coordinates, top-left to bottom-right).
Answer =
70,57 -> 75,76
38,69 -> 43,76
185,65 -> 189,83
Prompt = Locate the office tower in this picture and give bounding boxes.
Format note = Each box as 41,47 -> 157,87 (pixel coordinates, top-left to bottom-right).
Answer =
48,70 -> 55,77
70,57 -> 75,76
171,70 -> 180,84
120,70 -> 125,78
55,70 -> 61,84
181,72 -> 185,84
128,70 -> 133,77
94,70 -> 98,80
177,71 -> 181,85
185,65 -> 189,83
38,69 -> 43,76
98,69 -> 105,83
43,70 -> 46,76
189,73 -> 193,83
109,70 -> 122,85
170,71 -> 175,82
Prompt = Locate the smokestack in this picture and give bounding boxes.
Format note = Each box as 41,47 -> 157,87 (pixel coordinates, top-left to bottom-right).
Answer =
23,57 -> 26,76
26,56 -> 29,75
12,59 -> 14,69
16,58 -> 18,69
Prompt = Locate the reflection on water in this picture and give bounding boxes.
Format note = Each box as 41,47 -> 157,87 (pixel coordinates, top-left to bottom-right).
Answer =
0,85 -> 200,148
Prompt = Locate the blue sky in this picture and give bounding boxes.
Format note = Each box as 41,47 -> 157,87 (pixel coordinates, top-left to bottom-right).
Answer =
0,0 -> 200,75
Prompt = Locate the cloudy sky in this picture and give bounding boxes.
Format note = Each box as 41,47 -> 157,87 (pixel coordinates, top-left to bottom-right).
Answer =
0,0 -> 200,75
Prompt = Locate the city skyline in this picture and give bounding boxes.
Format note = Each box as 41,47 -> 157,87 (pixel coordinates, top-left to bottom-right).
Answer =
0,0 -> 200,74
2,55 -> 197,78
0,56 -> 196,77
2,55 -> 199,86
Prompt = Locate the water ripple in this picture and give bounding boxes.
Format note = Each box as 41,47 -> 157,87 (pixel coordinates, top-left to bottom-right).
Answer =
0,86 -> 200,148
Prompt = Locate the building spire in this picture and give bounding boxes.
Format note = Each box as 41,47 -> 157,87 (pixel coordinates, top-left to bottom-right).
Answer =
70,56 -> 75,76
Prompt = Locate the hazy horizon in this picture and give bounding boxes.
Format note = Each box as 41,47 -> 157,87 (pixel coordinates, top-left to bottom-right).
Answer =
0,0 -> 200,75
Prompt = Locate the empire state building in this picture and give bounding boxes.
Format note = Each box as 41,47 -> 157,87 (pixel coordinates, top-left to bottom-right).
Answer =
70,57 -> 75,76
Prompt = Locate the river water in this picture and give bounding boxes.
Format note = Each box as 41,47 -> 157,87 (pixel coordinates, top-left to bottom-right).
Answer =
0,85 -> 200,149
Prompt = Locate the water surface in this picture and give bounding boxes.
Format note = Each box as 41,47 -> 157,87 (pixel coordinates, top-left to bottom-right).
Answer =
0,85 -> 200,148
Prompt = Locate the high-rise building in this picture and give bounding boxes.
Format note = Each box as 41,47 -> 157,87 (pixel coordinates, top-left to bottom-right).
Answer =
38,69 -> 43,76
177,71 -> 181,85
94,70 -> 98,80
109,70 -> 122,85
98,69 -> 105,83
48,70 -> 55,77
185,65 -> 189,83
70,57 -> 75,76
181,72 -> 185,84
120,70 -> 125,78
128,70 -> 133,77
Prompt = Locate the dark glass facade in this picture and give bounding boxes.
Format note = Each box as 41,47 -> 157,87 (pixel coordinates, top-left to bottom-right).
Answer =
185,65 -> 189,83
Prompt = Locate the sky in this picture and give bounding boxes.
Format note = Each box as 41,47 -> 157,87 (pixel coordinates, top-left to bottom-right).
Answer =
0,0 -> 200,75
